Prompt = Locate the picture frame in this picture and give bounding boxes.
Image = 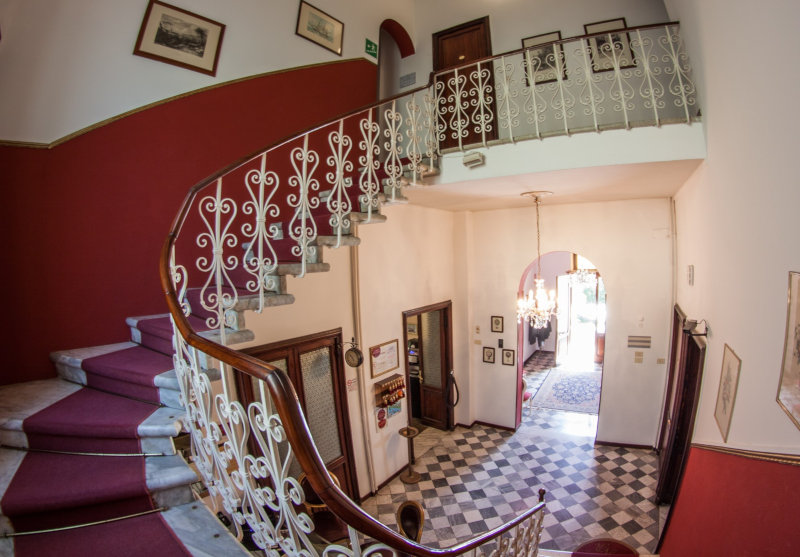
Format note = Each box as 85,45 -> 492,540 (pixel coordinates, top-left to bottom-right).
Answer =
777,271 -> 800,431
502,349 -> 516,366
714,344 -> 741,442
133,1 -> 225,76
370,339 -> 399,378
583,17 -> 635,73
491,316 -> 504,333
483,347 -> 496,364
521,31 -> 565,85
295,1 -> 344,56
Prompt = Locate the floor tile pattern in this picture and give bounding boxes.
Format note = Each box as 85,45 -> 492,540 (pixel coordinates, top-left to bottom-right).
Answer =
360,352 -> 661,554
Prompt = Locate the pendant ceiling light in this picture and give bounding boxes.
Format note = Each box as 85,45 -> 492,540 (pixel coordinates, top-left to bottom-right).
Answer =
517,192 -> 556,329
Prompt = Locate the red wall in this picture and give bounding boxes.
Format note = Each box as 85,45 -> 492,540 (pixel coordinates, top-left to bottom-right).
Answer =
0,60 -> 377,385
660,447 -> 800,556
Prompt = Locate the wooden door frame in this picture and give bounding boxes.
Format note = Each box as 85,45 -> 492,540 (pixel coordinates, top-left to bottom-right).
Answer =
655,311 -> 706,505
432,16 -> 492,72
402,301 -> 454,430
236,328 -> 360,502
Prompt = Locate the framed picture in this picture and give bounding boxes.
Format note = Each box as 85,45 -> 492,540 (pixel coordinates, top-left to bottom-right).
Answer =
295,1 -> 344,56
370,339 -> 399,378
777,271 -> 800,431
521,31 -> 565,85
502,349 -> 516,366
133,1 -> 225,76
714,344 -> 741,442
491,316 -> 504,333
483,347 -> 496,364
583,17 -> 635,73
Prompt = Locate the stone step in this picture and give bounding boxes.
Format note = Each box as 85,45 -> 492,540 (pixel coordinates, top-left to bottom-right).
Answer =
0,378 -> 183,456
0,500 -> 251,556
313,235 -> 361,248
126,314 -> 255,355
0,448 -> 197,534
51,341 -> 220,410
348,211 -> 388,225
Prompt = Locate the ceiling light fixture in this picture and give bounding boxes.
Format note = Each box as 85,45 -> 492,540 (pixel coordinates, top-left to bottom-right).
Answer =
517,191 -> 556,329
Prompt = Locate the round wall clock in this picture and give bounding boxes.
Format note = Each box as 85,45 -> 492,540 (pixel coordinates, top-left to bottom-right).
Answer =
345,346 -> 364,367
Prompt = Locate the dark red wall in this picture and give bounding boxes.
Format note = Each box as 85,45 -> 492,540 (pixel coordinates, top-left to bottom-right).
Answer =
660,447 -> 800,556
0,60 -> 377,385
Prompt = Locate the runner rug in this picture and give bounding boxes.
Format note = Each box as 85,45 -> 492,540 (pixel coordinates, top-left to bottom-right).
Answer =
531,366 -> 602,414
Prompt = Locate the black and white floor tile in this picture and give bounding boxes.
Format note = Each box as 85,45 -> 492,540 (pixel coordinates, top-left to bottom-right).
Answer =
360,351 -> 662,554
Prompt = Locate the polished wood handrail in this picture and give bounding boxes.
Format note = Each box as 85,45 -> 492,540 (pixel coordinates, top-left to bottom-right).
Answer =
692,444 -> 800,467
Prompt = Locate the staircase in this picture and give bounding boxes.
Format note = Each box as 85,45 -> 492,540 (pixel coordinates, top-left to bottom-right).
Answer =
0,184 -> 384,555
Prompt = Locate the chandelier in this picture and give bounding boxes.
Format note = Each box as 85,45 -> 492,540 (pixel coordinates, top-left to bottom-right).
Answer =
517,192 -> 556,329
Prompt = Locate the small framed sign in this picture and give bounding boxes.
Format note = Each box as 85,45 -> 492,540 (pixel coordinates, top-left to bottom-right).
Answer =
295,1 -> 344,56
491,316 -> 504,333
370,339 -> 399,378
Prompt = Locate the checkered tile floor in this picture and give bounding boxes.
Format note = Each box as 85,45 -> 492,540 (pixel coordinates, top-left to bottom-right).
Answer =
360,351 -> 662,554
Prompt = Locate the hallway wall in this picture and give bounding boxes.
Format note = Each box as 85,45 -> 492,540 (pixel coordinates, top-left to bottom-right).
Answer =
469,199 -> 672,445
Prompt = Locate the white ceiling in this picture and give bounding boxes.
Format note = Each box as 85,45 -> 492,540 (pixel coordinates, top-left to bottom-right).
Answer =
402,159 -> 703,212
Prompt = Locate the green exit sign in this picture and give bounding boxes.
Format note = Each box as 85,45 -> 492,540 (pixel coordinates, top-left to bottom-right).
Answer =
365,38 -> 378,58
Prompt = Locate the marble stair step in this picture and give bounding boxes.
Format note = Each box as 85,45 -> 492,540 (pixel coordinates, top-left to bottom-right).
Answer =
0,378 -> 183,456
0,500 -> 251,557
0,449 -> 197,534
51,342 -> 197,409
126,314 -> 255,356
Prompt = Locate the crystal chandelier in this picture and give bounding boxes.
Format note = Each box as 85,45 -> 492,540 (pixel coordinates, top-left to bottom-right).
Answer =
517,192 -> 556,329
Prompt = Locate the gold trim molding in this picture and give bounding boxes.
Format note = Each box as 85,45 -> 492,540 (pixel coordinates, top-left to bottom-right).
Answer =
0,59 -> 365,150
694,443 -> 800,467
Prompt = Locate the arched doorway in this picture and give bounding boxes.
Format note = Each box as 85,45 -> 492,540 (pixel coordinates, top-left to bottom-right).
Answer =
516,251 -> 606,433
377,19 -> 414,100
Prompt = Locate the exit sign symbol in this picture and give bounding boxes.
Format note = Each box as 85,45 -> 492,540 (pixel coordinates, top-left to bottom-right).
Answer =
365,38 -> 378,58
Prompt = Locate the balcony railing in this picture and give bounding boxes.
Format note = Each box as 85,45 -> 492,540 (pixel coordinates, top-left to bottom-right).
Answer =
160,21 -> 697,556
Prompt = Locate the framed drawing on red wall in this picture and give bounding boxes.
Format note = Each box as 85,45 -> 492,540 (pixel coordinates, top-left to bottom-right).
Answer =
134,1 -> 225,76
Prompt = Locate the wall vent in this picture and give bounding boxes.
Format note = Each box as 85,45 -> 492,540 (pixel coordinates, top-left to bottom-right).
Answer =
628,336 -> 652,348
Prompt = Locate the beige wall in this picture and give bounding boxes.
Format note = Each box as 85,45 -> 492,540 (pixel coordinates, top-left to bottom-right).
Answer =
469,199 -> 673,444
666,0 -> 800,453
356,203 -> 461,487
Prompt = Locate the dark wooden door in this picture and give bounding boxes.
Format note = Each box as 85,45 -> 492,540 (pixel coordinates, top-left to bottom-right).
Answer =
432,17 -> 496,150
655,307 -> 706,504
237,329 -> 359,502
404,302 -> 454,430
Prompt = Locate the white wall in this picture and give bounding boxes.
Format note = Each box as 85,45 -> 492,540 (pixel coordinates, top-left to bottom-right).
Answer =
0,0 -> 415,143
665,0 -> 800,454
356,203 -> 461,487
470,199 -> 673,444
393,0 -> 669,95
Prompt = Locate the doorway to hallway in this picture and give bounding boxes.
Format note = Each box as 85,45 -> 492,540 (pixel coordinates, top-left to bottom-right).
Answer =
519,252 -> 605,431
402,301 -> 454,431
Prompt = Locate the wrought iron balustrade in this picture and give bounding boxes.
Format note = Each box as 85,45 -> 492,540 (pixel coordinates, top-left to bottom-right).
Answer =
159,21 -> 697,556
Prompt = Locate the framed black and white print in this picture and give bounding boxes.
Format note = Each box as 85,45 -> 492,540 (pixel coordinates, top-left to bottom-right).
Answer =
295,1 -> 344,56
777,271 -> 800,431
521,31 -> 565,85
502,349 -> 516,366
491,316 -> 504,333
584,17 -> 635,73
134,1 -> 225,76
483,347 -> 496,364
